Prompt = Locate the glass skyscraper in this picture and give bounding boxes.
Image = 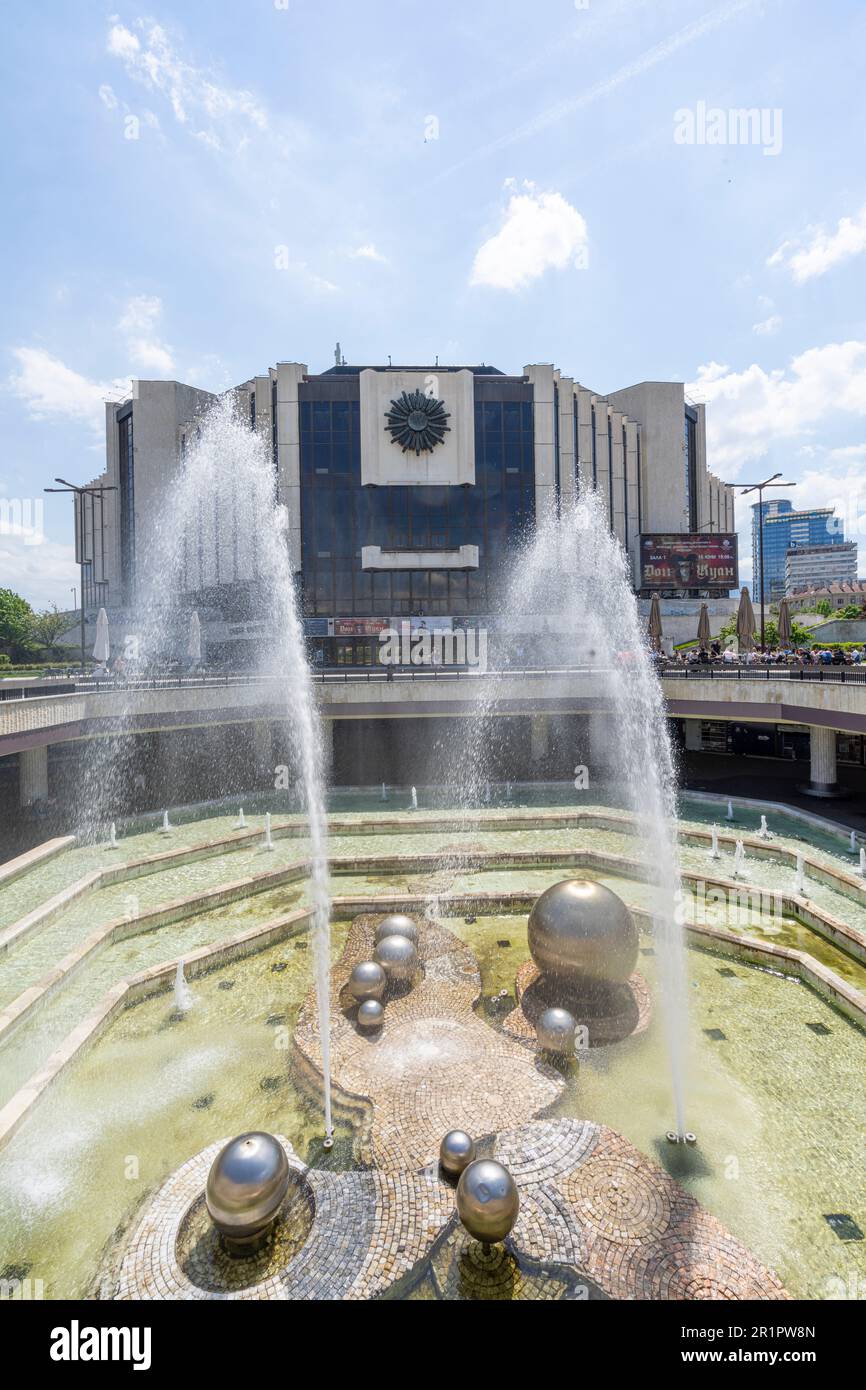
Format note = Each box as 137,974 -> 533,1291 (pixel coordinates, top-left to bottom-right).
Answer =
752,499 -> 844,600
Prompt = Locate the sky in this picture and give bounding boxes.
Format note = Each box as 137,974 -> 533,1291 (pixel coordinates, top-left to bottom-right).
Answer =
2,0 -> 866,608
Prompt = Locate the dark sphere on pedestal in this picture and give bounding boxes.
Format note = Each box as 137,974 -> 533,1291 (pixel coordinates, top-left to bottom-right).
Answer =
374,914 -> 419,946
347,960 -> 386,1003
439,1130 -> 476,1178
456,1159 -> 519,1244
528,879 -> 637,986
205,1132 -> 290,1254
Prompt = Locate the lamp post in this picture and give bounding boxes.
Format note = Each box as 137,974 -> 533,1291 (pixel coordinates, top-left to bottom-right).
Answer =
729,473 -> 796,651
45,478 -> 117,675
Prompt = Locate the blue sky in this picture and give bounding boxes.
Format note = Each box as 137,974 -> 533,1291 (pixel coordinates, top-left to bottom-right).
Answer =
2,0 -> 866,607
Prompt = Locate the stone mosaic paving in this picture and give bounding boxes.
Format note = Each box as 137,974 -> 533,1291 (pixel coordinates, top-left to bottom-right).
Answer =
502,958 -> 653,1047
113,914 -> 788,1300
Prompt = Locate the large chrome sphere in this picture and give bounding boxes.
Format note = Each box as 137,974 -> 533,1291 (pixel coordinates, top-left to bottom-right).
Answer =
374,933 -> 417,982
357,998 -> 384,1029
536,1006 -> 577,1054
347,959 -> 386,1003
439,1130 -> 476,1178
456,1159 -> 519,1245
528,879 -> 638,985
374,914 -> 419,946
205,1132 -> 289,1252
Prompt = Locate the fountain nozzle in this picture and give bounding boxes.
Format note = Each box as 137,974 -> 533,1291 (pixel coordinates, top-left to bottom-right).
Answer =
323,1131 -> 335,1150
665,1130 -> 697,1146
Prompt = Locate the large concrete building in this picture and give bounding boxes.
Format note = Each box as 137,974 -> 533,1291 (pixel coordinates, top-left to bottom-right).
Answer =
785,542 -> 858,596
78,360 -> 735,662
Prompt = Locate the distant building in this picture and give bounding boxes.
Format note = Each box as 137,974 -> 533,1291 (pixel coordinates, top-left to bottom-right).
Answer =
785,542 -> 858,595
752,499 -> 845,601
788,579 -> 866,613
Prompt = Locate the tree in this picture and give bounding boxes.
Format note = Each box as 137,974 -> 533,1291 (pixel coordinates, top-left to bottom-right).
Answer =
0,589 -> 35,659
816,599 -> 832,617
836,604 -> 863,620
30,605 -> 68,652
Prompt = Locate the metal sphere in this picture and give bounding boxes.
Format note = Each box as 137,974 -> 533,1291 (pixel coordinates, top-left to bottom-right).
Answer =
205,1132 -> 290,1251
456,1159 -> 519,1245
439,1130 -> 476,1178
373,933 -> 417,982
347,959 -> 386,1003
374,914 -> 419,946
357,998 -> 384,1029
536,1006 -> 577,1054
528,879 -> 638,985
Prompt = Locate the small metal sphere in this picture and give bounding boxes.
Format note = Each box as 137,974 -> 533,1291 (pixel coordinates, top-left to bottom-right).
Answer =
347,959 -> 386,1003
528,879 -> 638,985
205,1132 -> 289,1251
456,1159 -> 519,1245
439,1130 -> 476,1178
373,933 -> 417,982
374,914 -> 419,946
536,1006 -> 576,1054
357,998 -> 384,1029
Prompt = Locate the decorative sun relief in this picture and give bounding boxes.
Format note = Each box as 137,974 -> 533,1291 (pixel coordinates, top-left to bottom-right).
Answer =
384,389 -> 450,455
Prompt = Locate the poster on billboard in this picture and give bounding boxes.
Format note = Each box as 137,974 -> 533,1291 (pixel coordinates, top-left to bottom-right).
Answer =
638,534 -> 738,590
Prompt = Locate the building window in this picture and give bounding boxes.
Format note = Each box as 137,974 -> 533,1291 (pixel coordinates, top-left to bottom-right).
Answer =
684,407 -> 698,532
118,410 -> 135,597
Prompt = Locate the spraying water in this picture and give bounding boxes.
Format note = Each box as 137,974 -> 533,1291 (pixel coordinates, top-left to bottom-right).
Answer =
793,850 -> 806,895
708,824 -> 721,860
160,810 -> 173,835
410,786 -> 418,811
121,397 -> 333,1140
263,811 -> 274,852
460,491 -> 689,1135
174,959 -> 193,1013
107,822 -> 118,850
848,830 -> 857,854
726,800 -> 734,821
758,814 -> 771,840
235,807 -> 246,830
860,847 -> 866,879
733,840 -> 746,879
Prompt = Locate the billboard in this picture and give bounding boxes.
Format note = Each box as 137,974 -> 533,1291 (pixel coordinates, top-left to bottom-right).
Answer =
638,533 -> 738,590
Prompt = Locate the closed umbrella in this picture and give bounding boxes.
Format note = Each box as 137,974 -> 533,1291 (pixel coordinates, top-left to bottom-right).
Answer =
648,593 -> 663,652
777,596 -> 792,648
697,603 -> 711,650
736,587 -> 756,652
92,607 -> 110,664
187,610 -> 202,666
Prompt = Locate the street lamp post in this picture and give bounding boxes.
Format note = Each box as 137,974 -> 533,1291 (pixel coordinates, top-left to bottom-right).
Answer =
45,478 -> 117,675
728,472 -> 796,651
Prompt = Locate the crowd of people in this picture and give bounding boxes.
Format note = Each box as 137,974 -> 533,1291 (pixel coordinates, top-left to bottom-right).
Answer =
664,643 -> 866,667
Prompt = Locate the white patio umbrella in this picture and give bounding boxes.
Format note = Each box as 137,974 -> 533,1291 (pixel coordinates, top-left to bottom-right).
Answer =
187,610 -> 202,666
92,607 -> 110,664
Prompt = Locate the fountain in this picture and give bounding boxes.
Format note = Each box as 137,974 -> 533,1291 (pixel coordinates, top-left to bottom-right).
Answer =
106,822 -> 118,850
733,840 -> 746,879
758,815 -> 772,840
380,782 -> 388,802
410,786 -> 418,811
726,800 -> 735,821
848,830 -> 857,854
456,491 -> 689,1139
793,851 -> 806,895
160,810 -> 173,835
234,807 -> 246,829
860,847 -> 866,878
173,960 -> 193,1014
708,824 -> 721,860
263,812 -> 275,852
121,397 -> 333,1144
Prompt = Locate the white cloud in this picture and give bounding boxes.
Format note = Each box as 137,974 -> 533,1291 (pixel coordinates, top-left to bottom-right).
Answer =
98,83 -> 119,111
470,186 -> 588,291
689,340 -> 866,473
0,534 -> 79,610
106,20 -> 268,152
752,314 -> 781,335
349,243 -> 387,263
7,348 -> 129,429
767,204 -> 866,284
117,295 -> 174,375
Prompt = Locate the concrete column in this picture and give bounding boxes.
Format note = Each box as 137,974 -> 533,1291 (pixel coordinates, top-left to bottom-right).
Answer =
525,364 -> 557,522
802,726 -> 844,797
19,745 -> 48,806
530,713 -> 550,765
276,361 -> 307,573
684,721 -> 703,752
557,374 -> 575,502
593,401 -> 611,528
609,410 -> 626,546
575,386 -> 594,492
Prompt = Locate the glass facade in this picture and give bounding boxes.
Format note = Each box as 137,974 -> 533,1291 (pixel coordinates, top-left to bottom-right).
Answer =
299,373 -> 535,618
118,408 -> 135,599
684,406 -> 698,532
752,500 -> 843,599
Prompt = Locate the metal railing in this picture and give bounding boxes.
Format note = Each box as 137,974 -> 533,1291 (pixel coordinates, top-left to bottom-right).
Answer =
659,663 -> 866,685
